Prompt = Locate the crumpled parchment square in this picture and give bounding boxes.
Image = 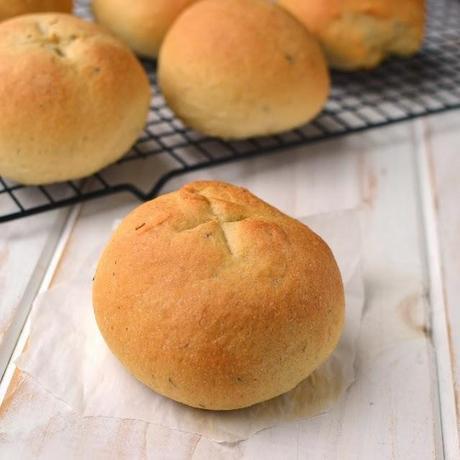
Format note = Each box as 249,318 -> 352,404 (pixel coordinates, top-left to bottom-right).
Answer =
17,210 -> 364,443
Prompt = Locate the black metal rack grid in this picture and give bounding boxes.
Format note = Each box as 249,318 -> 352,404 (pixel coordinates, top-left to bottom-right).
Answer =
1,0 -> 460,223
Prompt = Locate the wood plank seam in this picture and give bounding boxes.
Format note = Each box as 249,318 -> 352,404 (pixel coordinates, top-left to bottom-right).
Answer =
414,119 -> 460,459
0,205 -> 81,404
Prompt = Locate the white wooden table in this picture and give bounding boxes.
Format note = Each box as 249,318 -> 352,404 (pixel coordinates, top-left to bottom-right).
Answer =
0,113 -> 459,459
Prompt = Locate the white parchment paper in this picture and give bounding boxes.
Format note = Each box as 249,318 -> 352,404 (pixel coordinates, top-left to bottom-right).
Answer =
17,210 -> 364,443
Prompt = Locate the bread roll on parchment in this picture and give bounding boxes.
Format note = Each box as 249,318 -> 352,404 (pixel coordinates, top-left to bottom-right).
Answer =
93,181 -> 345,410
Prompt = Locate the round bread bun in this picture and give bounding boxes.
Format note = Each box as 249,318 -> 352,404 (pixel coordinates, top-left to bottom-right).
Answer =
0,14 -> 151,185
0,0 -> 72,22
93,181 -> 345,410
158,0 -> 330,139
278,0 -> 426,70
92,0 -> 198,58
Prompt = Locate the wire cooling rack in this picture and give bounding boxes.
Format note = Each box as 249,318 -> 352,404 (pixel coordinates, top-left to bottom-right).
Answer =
1,0 -> 459,223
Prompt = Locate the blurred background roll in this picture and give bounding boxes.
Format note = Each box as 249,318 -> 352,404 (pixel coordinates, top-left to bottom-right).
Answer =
0,0 -> 73,22
93,0 -> 198,57
0,13 -> 151,185
159,0 -> 330,139
278,0 -> 426,70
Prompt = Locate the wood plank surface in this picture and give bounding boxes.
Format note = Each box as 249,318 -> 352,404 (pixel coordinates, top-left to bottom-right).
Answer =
0,209 -> 71,385
0,118 -> 458,458
0,211 -> 58,345
423,113 -> 460,434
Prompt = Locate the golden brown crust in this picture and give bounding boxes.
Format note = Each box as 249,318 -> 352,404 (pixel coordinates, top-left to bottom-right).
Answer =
0,13 -> 151,185
93,0 -> 198,57
278,0 -> 426,70
0,0 -> 72,22
93,181 -> 345,410
158,0 -> 330,139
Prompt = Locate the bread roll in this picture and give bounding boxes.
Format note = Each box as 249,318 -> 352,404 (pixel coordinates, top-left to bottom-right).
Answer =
158,0 -> 330,139
0,0 -> 72,22
93,0 -> 198,57
278,0 -> 426,70
0,14 -> 151,185
93,181 -> 345,410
